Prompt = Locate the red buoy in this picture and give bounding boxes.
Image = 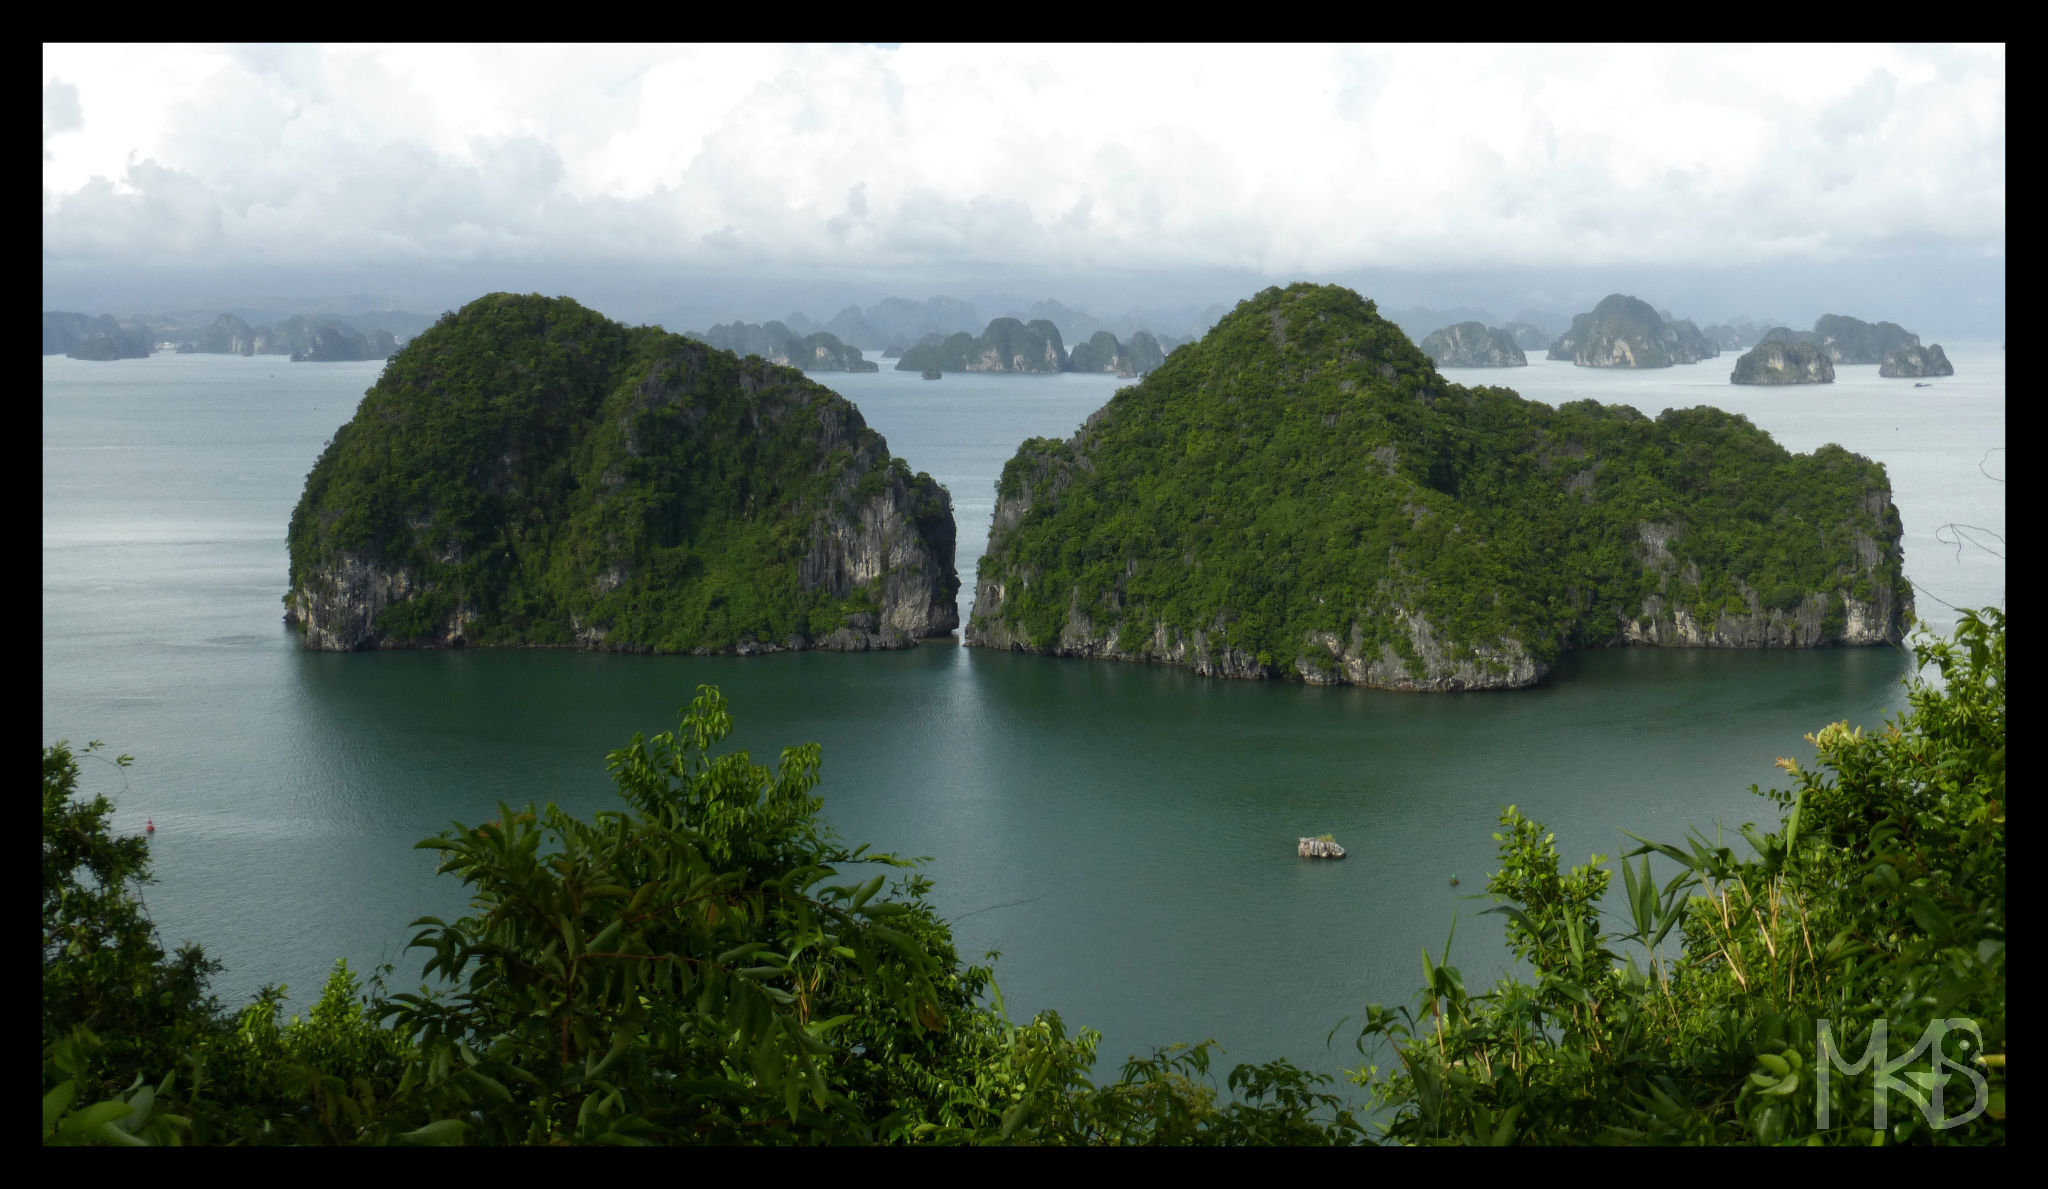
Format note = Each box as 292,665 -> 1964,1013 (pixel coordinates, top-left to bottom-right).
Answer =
145,819 -> 155,833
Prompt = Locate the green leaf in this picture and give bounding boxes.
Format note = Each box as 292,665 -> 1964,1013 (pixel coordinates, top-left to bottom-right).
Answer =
1490,1103 -> 1522,1146
52,1099 -> 131,1141
120,1084 -> 155,1134
42,1081 -> 76,1135
396,1118 -> 470,1146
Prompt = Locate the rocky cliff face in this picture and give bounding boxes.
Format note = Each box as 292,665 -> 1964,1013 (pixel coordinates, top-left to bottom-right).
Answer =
1419,321 -> 1527,367
1879,343 -> 1955,378
287,294 -> 957,654
1730,338 -> 1836,384
1616,508 -> 1903,648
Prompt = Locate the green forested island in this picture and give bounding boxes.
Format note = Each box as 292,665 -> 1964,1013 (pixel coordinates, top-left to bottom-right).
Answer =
967,284 -> 1908,689
286,293 -> 959,654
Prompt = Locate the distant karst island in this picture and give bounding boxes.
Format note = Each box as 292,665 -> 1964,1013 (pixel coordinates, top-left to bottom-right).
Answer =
686,295 -> 1197,379
43,307 -> 428,361
1726,313 -> 1951,384
1418,321 -> 1526,368
1880,343 -> 1955,378
286,293 -> 959,654
897,317 -> 1070,374
1730,332 -> 1837,385
1545,295 -> 1719,368
967,283 -> 1909,691
43,312 -> 152,360
685,321 -> 877,372
1810,313 -> 1923,365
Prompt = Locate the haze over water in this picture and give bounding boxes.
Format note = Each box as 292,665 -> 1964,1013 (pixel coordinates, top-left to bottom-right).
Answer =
41,344 -> 2004,1088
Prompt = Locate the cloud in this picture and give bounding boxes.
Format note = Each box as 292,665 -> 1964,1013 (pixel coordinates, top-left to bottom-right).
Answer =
42,78 -> 81,159
39,44 -> 2005,288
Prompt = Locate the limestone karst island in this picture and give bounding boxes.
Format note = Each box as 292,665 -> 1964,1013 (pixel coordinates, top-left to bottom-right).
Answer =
286,284 -> 1912,691
285,293 -> 959,654
966,284 -> 1910,690
1545,294 -> 1719,367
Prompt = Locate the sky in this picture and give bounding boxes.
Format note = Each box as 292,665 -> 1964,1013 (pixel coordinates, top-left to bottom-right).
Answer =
42,43 -> 2006,338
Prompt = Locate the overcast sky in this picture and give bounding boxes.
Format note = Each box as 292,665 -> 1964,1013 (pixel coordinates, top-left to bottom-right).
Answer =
42,43 -> 2006,336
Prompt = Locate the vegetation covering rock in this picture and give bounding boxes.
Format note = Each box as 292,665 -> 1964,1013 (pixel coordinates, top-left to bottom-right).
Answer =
1880,343 -> 1956,378
286,293 -> 959,654
1419,321 -> 1526,368
1730,337 -> 1837,385
967,283 -> 1908,690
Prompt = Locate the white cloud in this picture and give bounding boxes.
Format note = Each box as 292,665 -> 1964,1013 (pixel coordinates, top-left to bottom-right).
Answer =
41,43 -> 2005,281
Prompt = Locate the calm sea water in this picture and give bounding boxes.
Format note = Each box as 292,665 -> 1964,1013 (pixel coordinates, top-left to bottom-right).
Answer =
41,343 -> 2003,1092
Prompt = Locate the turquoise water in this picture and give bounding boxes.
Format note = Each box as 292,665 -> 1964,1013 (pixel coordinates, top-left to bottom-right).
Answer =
41,344 -> 2003,1089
